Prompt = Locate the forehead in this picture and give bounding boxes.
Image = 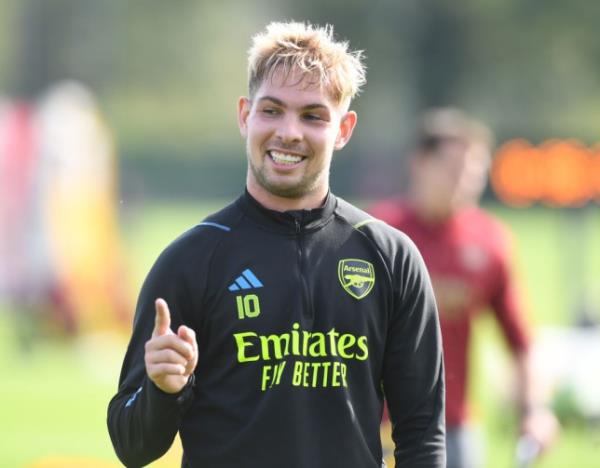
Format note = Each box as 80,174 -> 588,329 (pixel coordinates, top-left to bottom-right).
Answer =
254,67 -> 338,108
425,141 -> 490,173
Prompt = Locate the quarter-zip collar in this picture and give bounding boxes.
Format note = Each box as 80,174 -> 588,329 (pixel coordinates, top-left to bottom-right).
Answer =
237,188 -> 337,234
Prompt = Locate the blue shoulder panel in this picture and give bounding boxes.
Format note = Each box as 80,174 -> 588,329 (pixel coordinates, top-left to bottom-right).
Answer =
198,222 -> 231,232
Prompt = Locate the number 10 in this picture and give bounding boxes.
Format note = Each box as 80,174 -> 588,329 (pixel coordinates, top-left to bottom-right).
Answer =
236,294 -> 260,319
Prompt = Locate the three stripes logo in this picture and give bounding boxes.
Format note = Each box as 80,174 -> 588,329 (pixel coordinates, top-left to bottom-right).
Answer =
228,268 -> 263,292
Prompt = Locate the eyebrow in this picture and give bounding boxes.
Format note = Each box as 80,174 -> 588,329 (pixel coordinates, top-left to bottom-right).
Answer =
257,96 -> 330,111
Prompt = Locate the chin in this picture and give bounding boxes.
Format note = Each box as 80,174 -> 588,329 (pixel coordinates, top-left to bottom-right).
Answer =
261,175 -> 308,198
267,184 -> 308,199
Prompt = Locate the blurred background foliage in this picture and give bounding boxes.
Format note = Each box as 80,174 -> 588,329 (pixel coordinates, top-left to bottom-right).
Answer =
1,0 -> 599,199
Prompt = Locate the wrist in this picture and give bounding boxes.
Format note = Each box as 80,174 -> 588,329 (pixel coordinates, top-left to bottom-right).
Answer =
147,373 -> 196,409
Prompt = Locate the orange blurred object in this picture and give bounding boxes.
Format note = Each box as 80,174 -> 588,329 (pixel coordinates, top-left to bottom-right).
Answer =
491,139 -> 599,207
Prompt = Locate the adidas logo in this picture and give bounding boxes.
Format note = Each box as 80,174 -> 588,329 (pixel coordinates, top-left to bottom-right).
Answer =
228,268 -> 264,292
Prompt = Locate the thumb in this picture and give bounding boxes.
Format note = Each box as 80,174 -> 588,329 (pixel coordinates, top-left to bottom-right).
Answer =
153,298 -> 172,337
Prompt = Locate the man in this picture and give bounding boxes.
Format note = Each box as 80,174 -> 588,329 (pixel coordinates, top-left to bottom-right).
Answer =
107,22 -> 445,468
370,108 -> 558,468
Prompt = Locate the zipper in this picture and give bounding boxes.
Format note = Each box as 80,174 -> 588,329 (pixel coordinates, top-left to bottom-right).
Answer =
295,218 -> 313,321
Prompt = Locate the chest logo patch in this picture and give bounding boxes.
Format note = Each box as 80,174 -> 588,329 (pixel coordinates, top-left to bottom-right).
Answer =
338,259 -> 375,300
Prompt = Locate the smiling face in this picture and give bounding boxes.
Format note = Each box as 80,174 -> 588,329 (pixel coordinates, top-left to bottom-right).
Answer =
238,68 -> 357,211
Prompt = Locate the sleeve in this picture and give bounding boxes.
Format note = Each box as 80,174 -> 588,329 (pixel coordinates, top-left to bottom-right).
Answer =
107,240 -> 200,467
489,226 -> 531,354
382,236 -> 446,468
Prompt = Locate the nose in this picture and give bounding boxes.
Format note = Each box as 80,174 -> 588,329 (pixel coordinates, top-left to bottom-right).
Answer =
275,114 -> 302,144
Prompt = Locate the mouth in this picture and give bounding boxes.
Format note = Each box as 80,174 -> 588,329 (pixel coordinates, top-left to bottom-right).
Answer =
267,150 -> 306,166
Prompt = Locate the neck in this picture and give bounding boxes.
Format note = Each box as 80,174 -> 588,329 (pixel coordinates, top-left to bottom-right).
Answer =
246,180 -> 328,212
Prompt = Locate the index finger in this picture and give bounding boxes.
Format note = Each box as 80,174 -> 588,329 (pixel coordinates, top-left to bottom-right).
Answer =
153,298 -> 172,337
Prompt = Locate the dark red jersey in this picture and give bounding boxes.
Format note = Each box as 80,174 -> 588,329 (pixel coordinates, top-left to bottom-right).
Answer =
370,199 -> 531,426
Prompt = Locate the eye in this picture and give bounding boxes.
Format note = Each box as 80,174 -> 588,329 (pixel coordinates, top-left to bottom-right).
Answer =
303,113 -> 327,122
261,107 -> 280,116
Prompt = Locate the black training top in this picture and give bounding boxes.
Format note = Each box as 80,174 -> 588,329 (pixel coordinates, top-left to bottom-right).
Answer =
107,190 -> 445,468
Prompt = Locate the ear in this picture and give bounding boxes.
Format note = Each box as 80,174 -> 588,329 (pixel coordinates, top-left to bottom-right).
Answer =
334,111 -> 357,150
238,96 -> 251,138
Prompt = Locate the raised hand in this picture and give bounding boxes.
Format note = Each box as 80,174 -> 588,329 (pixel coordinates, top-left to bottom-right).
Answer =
144,298 -> 198,394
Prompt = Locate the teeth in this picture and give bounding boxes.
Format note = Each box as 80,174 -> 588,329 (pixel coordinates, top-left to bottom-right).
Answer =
270,151 -> 303,165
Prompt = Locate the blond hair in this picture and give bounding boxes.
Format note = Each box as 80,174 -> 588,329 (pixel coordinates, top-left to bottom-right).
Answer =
247,21 -> 366,106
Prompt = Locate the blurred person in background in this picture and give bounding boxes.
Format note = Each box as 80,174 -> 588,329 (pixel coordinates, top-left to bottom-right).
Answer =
370,108 -> 559,468
0,96 -> 78,346
108,21 -> 445,468
34,81 -> 132,333
0,82 -> 131,347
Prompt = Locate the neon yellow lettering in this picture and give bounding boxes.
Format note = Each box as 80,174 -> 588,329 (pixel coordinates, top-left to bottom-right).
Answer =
291,323 -> 300,355
259,333 -> 290,360
337,334 -> 356,359
233,332 -> 259,362
332,362 -> 343,386
355,336 -> 369,360
310,362 -> 322,387
292,360 -> 303,386
308,333 -> 327,357
261,365 -> 272,391
321,362 -> 331,386
327,329 -> 339,356
275,361 -> 286,385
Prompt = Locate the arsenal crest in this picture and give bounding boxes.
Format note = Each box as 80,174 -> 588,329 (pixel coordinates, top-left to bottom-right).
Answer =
338,259 -> 375,300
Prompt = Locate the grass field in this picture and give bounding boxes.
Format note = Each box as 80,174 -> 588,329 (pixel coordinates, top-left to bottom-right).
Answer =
1,199 -> 599,467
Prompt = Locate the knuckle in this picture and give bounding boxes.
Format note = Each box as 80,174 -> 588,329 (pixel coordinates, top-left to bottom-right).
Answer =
145,338 -> 158,352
